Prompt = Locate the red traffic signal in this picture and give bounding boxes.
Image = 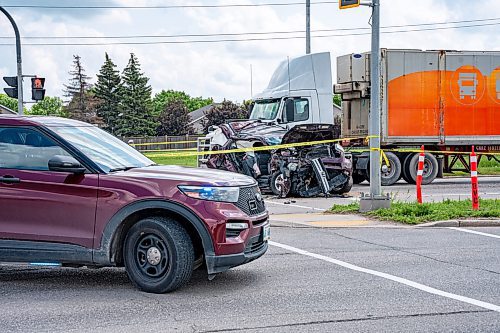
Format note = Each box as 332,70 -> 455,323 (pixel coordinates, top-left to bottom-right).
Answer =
339,0 -> 360,9
31,77 -> 45,101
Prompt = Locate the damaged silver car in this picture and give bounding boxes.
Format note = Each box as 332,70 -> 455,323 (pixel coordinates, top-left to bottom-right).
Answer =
202,121 -> 353,198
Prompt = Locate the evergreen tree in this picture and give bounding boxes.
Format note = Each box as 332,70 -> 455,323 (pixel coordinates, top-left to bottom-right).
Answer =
116,53 -> 156,136
156,99 -> 194,136
63,55 -> 101,124
94,53 -> 122,133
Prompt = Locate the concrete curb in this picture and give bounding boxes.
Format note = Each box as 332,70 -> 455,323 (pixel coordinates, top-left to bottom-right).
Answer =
418,219 -> 500,227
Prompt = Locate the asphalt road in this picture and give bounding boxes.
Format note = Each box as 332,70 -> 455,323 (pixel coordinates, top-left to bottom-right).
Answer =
0,176 -> 499,332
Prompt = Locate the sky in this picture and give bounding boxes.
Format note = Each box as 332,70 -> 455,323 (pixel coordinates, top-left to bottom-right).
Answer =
0,0 -> 499,106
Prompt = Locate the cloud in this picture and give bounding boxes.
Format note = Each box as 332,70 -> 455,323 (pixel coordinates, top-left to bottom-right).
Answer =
0,0 -> 499,104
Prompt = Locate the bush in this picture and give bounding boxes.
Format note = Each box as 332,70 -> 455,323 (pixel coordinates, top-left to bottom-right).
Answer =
157,99 -> 194,136
202,100 -> 248,133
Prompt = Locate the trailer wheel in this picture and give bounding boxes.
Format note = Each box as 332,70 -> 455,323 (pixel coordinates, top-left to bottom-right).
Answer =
401,154 -> 415,184
365,152 -> 401,186
408,153 -> 439,185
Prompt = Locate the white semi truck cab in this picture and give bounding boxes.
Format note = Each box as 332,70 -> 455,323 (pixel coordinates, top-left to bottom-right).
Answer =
249,52 -> 335,128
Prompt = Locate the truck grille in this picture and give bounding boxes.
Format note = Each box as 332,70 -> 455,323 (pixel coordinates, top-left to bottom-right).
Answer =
235,186 -> 266,216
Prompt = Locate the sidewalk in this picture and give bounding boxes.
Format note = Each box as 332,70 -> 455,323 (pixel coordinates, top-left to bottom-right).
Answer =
269,212 -> 500,228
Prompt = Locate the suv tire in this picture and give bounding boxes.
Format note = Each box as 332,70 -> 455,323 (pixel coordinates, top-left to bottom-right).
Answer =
123,217 -> 194,293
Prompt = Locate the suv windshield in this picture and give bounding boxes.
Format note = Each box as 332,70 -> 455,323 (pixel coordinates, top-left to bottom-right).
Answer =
249,99 -> 281,121
49,125 -> 154,173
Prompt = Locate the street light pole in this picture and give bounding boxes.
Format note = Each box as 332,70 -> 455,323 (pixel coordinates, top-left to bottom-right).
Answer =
306,0 -> 311,54
0,7 -> 23,115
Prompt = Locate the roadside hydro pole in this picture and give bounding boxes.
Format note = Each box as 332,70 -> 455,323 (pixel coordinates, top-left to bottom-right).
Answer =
0,6 -> 23,115
306,0 -> 311,54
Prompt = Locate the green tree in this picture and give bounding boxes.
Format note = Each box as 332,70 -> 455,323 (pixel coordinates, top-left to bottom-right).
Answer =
153,90 -> 213,116
0,94 -> 18,112
333,94 -> 342,107
94,53 -> 122,133
202,100 -> 248,133
116,53 -> 156,137
156,99 -> 194,136
28,96 -> 67,117
63,55 -> 101,124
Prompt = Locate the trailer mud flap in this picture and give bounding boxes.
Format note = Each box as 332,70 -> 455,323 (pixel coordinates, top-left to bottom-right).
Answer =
311,158 -> 330,195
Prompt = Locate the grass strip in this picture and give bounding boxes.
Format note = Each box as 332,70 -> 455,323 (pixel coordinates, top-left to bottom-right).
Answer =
331,199 -> 500,224
146,154 -> 198,167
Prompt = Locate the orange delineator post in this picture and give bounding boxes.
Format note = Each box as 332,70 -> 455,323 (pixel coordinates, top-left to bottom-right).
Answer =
416,145 -> 425,204
470,146 -> 480,210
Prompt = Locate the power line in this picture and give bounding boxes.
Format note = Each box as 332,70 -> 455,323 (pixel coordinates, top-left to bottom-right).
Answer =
0,21 -> 497,46
1,1 -> 339,9
0,17 -> 498,40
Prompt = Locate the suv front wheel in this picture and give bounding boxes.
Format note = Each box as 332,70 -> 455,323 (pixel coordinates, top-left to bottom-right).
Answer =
123,217 -> 194,293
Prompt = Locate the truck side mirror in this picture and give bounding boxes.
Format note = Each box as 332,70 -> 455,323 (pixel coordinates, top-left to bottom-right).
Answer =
285,99 -> 295,123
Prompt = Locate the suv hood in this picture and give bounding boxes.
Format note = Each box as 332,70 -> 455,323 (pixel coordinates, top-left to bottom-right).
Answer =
281,124 -> 339,144
113,165 -> 257,187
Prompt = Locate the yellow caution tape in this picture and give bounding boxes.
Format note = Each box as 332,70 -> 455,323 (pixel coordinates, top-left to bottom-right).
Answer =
145,136 -> 369,158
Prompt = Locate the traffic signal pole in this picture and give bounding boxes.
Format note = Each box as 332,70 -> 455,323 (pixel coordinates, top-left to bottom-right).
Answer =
369,0 -> 381,197
0,7 -> 23,115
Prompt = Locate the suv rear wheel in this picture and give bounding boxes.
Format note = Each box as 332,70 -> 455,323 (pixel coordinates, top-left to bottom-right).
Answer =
123,217 -> 194,293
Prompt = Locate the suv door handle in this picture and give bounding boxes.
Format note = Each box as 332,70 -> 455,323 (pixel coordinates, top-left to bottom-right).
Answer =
0,176 -> 21,184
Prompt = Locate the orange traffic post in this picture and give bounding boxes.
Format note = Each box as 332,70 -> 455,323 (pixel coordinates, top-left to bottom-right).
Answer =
470,146 -> 480,210
416,145 -> 425,204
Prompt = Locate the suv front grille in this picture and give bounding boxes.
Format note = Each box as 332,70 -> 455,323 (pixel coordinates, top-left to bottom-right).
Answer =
235,186 -> 266,216
244,234 -> 266,255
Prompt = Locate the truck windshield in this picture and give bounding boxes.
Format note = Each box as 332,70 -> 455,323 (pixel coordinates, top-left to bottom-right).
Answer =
49,125 -> 154,173
250,99 -> 280,120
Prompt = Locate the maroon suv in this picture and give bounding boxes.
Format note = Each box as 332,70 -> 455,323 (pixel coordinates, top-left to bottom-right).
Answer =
0,116 -> 269,293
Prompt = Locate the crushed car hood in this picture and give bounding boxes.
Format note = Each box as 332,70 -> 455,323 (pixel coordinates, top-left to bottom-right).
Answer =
281,124 -> 339,144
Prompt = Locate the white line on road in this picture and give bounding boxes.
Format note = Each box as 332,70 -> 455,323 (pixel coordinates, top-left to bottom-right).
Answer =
448,227 -> 500,240
265,200 -> 324,211
269,241 -> 500,313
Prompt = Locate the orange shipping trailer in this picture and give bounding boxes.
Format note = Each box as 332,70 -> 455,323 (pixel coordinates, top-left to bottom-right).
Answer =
335,49 -> 500,185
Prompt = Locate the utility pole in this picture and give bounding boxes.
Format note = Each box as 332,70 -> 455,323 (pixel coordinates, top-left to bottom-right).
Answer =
0,7 -> 23,115
306,0 -> 311,54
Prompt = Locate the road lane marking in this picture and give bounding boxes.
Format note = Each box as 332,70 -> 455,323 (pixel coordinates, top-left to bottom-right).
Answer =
265,200 -> 324,211
448,227 -> 500,240
269,241 -> 500,313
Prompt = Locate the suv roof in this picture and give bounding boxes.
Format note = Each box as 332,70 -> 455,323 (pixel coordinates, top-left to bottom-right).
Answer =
0,115 -> 92,127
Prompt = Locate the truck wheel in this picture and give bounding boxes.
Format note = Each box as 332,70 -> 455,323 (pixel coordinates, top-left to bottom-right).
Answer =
123,217 -> 194,293
401,154 -> 415,184
365,152 -> 401,186
352,172 -> 366,184
270,172 -> 291,197
380,152 -> 401,186
408,153 -> 439,185
331,176 -> 353,195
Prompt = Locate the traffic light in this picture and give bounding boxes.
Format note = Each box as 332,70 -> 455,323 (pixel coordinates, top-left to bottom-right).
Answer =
339,0 -> 360,9
31,77 -> 45,101
3,76 -> 18,99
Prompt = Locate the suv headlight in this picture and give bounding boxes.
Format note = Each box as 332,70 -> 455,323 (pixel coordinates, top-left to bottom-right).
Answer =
178,186 -> 239,203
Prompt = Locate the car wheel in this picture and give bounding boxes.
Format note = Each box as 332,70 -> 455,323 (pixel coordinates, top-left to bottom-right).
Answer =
270,172 -> 291,197
331,176 -> 353,195
123,217 -> 194,293
352,172 -> 366,184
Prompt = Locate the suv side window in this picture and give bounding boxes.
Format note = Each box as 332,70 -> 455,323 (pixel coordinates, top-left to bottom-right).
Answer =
0,127 -> 70,170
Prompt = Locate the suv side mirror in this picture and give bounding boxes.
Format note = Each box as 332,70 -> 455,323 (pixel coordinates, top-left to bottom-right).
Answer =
48,155 -> 86,174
